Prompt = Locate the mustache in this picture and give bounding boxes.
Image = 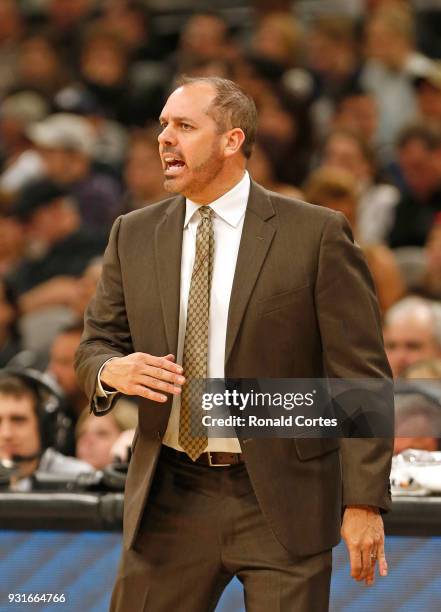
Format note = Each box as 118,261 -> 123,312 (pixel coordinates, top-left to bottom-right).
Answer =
161,147 -> 184,158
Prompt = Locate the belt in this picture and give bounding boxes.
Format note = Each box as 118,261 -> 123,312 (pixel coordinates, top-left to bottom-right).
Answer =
162,445 -> 244,467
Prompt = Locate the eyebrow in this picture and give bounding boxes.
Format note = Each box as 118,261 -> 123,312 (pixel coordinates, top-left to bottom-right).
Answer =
159,115 -> 196,125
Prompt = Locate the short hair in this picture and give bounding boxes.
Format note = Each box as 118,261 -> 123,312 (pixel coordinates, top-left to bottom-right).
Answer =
370,5 -> 415,45
178,76 -> 257,159
397,123 -> 441,151
325,127 -> 376,169
395,392 -> 441,437
0,374 -> 39,416
75,399 -> 137,438
384,296 -> 441,349
304,166 -> 358,207
81,25 -> 129,63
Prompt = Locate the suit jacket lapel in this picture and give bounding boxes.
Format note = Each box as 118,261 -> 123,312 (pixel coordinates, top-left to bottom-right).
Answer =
154,195 -> 185,356
225,181 -> 276,365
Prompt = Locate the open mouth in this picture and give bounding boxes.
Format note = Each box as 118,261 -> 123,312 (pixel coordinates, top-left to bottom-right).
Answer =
163,156 -> 186,175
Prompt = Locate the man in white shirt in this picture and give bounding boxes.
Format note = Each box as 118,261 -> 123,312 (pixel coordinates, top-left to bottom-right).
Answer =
75,77 -> 393,612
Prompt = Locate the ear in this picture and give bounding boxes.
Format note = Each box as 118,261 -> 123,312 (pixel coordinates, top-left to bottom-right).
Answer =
223,128 -> 246,158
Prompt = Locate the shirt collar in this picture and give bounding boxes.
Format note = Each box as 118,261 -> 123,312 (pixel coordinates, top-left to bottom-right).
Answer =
184,171 -> 250,229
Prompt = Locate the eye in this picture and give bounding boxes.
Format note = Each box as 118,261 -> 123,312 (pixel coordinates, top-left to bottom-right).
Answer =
181,123 -> 193,130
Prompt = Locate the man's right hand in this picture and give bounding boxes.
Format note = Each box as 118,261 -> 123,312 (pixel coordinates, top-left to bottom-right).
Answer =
100,353 -> 185,403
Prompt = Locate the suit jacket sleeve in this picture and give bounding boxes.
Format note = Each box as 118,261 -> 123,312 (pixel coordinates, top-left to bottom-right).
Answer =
75,216 -> 133,414
315,211 -> 393,511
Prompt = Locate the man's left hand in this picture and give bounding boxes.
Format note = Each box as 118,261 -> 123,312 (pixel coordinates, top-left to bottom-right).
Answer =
341,505 -> 388,586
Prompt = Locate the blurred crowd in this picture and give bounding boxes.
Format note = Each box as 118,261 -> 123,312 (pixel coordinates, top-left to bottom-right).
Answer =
1,0 -> 441,487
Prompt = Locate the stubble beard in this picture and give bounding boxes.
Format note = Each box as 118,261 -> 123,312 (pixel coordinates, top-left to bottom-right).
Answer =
163,145 -> 224,199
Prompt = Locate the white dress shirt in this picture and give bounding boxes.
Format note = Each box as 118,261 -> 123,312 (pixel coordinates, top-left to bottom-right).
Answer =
98,171 -> 250,453
163,171 -> 250,452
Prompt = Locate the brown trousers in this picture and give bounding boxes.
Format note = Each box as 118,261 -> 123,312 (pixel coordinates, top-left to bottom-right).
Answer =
110,447 -> 332,612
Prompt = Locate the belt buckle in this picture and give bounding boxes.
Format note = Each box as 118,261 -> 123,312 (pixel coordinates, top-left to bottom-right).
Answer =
207,451 -> 230,467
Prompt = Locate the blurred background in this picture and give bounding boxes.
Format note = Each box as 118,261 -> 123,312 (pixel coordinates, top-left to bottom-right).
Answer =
1,1 -> 441,610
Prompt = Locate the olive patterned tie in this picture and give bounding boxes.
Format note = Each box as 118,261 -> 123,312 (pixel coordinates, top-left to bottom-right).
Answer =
179,206 -> 214,460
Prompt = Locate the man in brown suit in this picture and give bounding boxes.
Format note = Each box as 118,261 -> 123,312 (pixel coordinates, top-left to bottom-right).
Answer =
75,77 -> 393,612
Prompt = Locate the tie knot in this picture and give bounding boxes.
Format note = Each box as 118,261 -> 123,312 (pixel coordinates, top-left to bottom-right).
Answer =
199,206 -> 213,221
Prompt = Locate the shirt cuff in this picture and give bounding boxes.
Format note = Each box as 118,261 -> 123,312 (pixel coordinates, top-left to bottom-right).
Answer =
96,358 -> 119,398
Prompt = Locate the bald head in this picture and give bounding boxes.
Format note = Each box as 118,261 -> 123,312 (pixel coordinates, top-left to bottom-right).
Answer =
383,297 -> 441,378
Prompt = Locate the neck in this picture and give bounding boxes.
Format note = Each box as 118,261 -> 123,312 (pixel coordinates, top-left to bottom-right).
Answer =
186,165 -> 246,205
17,457 -> 40,479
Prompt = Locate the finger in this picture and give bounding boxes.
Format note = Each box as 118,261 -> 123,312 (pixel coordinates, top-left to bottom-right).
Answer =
138,374 -> 183,395
364,551 -> 376,586
347,545 -> 363,581
142,353 -> 184,374
360,540 -> 374,580
143,364 -> 186,385
132,384 -> 168,403
377,540 -> 388,577
163,354 -> 176,362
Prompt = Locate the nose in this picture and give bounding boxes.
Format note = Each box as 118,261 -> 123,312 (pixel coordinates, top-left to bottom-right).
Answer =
389,349 -> 410,378
158,124 -> 177,147
0,420 -> 13,440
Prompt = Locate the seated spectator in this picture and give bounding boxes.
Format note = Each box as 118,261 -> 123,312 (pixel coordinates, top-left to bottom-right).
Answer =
53,86 -> 129,177
47,323 -> 87,417
123,127 -> 168,210
332,85 -> 379,150
11,259 -> 101,364
393,390 -> 441,455
304,166 -> 405,312
0,92 -> 48,201
254,86 -> 315,186
27,112 -> 123,229
13,33 -> 68,101
0,91 -> 49,174
74,24 -> 163,126
413,62 -> 441,129
172,12 -> 232,76
394,359 -> 441,453
247,143 -> 303,199
0,372 -> 93,491
383,296 -> 441,378
6,179 -> 107,307
46,323 -> 88,455
98,0 -> 163,63
250,11 -> 303,70
10,323 -> 90,454
40,0 -> 97,66
305,16 -> 361,137
388,123 -> 441,248
320,128 -> 399,244
75,400 -> 137,469
361,4 -> 433,159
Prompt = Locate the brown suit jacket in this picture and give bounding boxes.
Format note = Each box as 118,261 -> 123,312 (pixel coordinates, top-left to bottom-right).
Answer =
75,180 -> 393,557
